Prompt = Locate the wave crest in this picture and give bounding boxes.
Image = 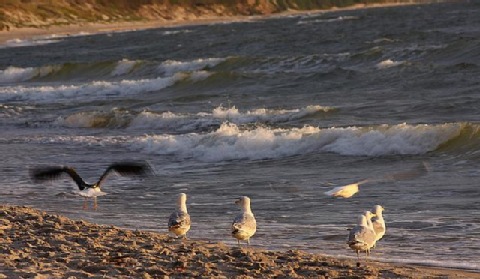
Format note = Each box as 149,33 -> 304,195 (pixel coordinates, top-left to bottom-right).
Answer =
129,122 -> 462,161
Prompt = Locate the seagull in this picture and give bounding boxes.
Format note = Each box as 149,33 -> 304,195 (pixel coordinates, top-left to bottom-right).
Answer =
371,205 -> 386,243
347,211 -> 377,263
324,181 -> 367,198
325,162 -> 430,199
168,193 -> 191,239
231,196 -> 256,246
30,161 -> 151,210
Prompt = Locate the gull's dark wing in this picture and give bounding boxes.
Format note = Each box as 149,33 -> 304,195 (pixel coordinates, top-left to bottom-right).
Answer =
96,161 -> 151,186
30,166 -> 88,190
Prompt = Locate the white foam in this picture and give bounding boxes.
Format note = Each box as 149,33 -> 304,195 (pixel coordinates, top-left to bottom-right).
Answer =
111,59 -> 138,77
0,66 -> 57,83
210,105 -> 334,124
127,105 -> 334,131
158,58 -> 226,76
0,74 -> 183,103
128,122 -> 462,161
376,59 -> 405,69
0,38 -> 62,49
161,29 -> 192,35
297,16 -> 359,25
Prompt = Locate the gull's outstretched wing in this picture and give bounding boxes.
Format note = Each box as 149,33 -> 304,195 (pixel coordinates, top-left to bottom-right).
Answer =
30,166 -> 87,190
96,161 -> 151,186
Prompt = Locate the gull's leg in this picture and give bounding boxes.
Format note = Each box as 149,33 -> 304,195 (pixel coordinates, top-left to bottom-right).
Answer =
93,197 -> 98,211
83,197 -> 87,210
247,239 -> 250,246
237,239 -> 240,247
356,250 -> 361,267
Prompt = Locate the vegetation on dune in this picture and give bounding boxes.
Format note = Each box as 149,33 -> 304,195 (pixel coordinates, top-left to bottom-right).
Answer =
0,0 -> 445,31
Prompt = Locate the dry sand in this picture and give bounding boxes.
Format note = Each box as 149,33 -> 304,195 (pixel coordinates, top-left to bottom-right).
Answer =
1,205 -> 479,279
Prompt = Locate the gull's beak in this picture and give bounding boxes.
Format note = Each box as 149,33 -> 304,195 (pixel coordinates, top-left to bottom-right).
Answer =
235,198 -> 241,205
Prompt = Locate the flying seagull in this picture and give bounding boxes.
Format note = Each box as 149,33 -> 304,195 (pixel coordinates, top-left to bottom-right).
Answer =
168,193 -> 191,239
325,162 -> 430,199
324,180 -> 369,198
231,196 -> 256,246
30,161 -> 151,210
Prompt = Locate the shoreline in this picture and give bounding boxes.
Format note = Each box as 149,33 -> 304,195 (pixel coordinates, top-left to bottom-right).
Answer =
1,204 -> 479,278
0,3 -> 419,46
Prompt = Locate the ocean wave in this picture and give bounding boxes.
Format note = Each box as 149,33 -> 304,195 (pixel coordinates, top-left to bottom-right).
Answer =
0,38 -> 62,49
0,74 -> 183,103
55,109 -> 133,128
128,122 -> 462,161
111,59 -> 139,77
0,57 -> 225,84
0,66 -> 60,83
55,105 -> 333,130
239,54 -> 346,76
158,58 -> 227,77
25,122 -> 473,162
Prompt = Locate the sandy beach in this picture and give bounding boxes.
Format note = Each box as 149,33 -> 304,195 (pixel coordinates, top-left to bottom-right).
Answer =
1,205 -> 478,278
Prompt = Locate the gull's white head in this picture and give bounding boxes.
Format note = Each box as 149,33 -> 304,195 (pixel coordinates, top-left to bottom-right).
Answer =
235,196 -> 251,212
177,193 -> 188,211
372,205 -> 384,215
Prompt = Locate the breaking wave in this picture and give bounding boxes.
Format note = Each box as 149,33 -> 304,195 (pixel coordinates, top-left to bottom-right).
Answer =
128,122 -> 461,161
55,105 -> 334,130
0,74 -> 184,103
35,122 -> 473,162
0,66 -> 60,83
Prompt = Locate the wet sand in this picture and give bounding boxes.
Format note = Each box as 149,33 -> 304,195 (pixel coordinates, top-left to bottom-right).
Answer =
1,205 -> 478,279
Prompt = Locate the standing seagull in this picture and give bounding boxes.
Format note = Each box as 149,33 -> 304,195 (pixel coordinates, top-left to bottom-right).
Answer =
371,205 -> 386,243
30,161 -> 151,210
168,193 -> 191,239
231,196 -> 256,246
347,211 -> 377,263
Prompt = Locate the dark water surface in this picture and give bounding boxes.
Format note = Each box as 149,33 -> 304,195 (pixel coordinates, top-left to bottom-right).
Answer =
1,2 -> 479,271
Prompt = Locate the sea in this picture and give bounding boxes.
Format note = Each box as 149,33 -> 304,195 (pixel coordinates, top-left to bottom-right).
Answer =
1,1 -> 479,272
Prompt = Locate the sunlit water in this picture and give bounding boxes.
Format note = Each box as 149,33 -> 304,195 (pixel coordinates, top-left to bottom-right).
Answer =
1,2 -> 480,271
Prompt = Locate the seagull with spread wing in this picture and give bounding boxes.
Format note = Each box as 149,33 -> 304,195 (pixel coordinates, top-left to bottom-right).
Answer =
30,161 -> 151,210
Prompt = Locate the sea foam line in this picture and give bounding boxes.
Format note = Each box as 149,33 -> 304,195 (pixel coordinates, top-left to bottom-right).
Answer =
0,74 -> 184,103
